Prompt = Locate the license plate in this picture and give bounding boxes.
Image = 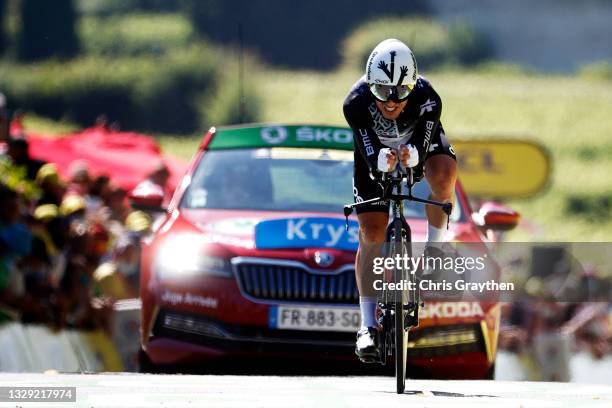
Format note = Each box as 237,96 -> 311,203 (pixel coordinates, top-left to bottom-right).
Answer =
269,305 -> 360,332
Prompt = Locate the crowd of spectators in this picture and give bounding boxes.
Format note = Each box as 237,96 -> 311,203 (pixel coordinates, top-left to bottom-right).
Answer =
498,253 -> 611,381
0,115 -> 168,334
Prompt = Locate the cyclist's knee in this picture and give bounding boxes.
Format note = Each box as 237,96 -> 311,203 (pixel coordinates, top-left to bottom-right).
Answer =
359,223 -> 387,244
357,212 -> 388,244
426,155 -> 456,198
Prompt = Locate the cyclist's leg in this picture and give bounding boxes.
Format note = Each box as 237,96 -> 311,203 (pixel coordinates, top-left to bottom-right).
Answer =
356,211 -> 388,303
353,152 -> 389,327
353,153 -> 390,360
424,125 -> 457,240
421,127 -> 459,291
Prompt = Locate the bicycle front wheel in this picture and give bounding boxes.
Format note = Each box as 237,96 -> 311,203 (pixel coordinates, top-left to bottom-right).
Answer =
388,220 -> 411,394
394,286 -> 407,394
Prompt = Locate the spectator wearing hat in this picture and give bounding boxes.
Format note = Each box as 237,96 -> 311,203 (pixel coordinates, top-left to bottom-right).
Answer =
35,164 -> 66,207
59,194 -> 87,223
125,210 -> 152,237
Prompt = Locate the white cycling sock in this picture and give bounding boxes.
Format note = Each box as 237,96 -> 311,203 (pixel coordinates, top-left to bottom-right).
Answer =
359,296 -> 377,328
426,224 -> 445,243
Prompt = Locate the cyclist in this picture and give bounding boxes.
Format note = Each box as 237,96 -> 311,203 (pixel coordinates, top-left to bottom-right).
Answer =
343,39 -> 457,361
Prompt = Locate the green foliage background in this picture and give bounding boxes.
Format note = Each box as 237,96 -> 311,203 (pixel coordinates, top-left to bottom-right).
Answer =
342,18 -> 492,72
1,12 -> 260,133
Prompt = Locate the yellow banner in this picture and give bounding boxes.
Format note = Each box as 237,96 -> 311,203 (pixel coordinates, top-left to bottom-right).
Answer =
453,140 -> 550,198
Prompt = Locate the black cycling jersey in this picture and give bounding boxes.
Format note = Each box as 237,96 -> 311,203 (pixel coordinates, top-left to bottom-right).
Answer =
343,75 -> 445,172
343,75 -> 456,214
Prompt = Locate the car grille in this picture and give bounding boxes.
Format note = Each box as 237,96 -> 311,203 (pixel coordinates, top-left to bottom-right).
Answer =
233,261 -> 358,304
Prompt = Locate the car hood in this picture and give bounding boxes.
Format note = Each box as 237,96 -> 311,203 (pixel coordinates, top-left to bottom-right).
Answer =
178,208 -> 431,249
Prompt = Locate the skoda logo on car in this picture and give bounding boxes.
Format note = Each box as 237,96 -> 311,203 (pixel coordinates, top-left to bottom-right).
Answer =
314,251 -> 334,267
261,126 -> 288,144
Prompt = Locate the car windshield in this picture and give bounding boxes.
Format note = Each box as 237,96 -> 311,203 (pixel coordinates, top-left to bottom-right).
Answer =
181,148 -> 462,221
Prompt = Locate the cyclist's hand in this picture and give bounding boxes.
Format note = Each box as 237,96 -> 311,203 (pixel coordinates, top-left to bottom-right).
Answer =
399,144 -> 419,169
398,144 -> 410,169
377,148 -> 397,172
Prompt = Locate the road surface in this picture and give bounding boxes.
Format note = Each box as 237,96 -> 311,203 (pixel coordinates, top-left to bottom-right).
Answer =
0,373 -> 611,407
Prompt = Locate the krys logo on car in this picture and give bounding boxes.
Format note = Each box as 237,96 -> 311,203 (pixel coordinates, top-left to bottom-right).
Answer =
255,217 -> 359,251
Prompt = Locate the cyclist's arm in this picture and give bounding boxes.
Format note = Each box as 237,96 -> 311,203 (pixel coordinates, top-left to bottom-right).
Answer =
412,90 -> 442,165
343,98 -> 386,173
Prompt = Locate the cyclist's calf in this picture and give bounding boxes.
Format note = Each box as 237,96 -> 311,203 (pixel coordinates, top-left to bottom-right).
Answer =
356,212 -> 388,297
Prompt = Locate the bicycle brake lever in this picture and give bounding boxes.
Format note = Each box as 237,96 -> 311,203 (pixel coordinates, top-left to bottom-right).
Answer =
442,203 -> 453,229
343,206 -> 353,231
442,203 -> 453,216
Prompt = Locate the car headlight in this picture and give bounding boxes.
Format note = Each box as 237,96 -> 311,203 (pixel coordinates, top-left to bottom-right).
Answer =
153,234 -> 232,279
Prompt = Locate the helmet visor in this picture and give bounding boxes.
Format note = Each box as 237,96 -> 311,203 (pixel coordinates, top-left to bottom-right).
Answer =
369,83 -> 413,102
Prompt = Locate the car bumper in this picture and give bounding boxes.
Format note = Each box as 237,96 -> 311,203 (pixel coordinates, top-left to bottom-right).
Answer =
143,309 -> 493,377
144,308 -> 356,365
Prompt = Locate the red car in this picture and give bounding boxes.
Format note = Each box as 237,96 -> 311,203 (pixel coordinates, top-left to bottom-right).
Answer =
138,124 -> 519,378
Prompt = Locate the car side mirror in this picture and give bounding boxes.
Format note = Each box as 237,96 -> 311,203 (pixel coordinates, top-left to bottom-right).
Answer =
472,201 -> 520,231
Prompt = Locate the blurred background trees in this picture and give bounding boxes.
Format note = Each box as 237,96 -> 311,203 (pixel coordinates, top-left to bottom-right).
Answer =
0,0 -> 6,55
0,0 -> 490,133
0,0 -> 610,136
17,0 -> 79,61
183,0 -> 430,69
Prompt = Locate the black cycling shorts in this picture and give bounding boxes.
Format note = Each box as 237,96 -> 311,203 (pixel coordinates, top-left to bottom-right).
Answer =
352,126 -> 456,214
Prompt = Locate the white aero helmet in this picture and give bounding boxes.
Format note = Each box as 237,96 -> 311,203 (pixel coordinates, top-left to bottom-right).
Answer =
365,39 -> 418,101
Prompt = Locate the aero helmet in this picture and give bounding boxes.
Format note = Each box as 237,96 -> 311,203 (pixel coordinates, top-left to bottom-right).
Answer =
365,39 -> 418,102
